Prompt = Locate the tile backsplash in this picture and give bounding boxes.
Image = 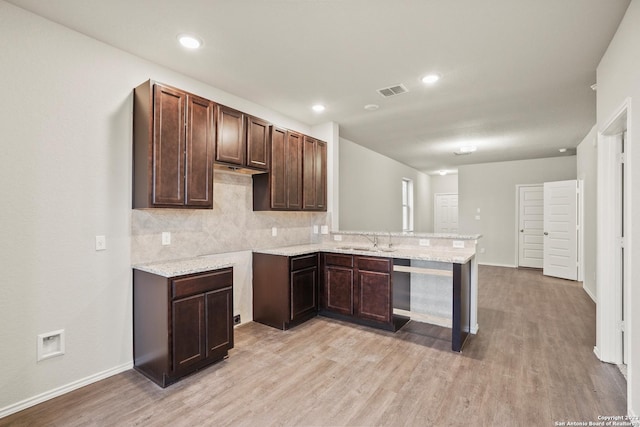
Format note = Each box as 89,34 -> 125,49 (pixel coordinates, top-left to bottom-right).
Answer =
131,170 -> 329,264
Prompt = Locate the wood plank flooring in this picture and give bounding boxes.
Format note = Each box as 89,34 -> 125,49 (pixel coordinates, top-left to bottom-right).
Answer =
1,266 -> 627,426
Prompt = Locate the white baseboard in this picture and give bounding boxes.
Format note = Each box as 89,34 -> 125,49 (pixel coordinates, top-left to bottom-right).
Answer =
478,262 -> 517,268
629,408 -> 639,427
471,323 -> 479,334
0,361 -> 133,419
593,346 -> 602,360
583,284 -> 597,303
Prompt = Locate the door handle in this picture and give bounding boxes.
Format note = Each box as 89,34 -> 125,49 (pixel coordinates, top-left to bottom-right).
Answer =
543,232 -> 549,236
520,229 -> 524,232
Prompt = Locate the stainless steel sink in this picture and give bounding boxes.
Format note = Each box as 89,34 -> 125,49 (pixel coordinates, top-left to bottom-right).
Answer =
336,246 -> 396,253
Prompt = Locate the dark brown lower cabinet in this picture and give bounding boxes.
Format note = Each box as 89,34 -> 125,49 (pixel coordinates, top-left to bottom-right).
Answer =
133,267 -> 233,387
253,252 -> 318,330
321,254 -> 395,330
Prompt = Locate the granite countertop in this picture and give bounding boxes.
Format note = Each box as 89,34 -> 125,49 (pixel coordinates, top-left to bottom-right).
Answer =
334,230 -> 482,240
133,257 -> 234,278
254,243 -> 476,264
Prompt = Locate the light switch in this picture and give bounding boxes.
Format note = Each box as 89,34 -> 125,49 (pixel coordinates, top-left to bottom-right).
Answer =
320,225 -> 329,235
95,235 -> 106,251
419,239 -> 430,246
476,208 -> 481,213
271,227 -> 278,237
333,235 -> 343,241
313,225 -> 319,234
475,215 -> 481,220
162,232 -> 171,245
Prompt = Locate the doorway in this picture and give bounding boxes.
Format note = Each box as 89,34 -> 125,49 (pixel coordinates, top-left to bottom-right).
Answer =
517,184 -> 544,268
434,193 -> 458,233
596,99 -> 630,367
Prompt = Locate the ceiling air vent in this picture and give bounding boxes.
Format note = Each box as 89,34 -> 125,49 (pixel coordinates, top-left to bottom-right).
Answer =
377,84 -> 408,98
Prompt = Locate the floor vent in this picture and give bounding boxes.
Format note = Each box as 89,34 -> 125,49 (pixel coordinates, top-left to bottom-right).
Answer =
377,84 -> 408,98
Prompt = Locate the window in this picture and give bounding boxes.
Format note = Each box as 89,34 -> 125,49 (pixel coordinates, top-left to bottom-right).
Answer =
402,178 -> 414,232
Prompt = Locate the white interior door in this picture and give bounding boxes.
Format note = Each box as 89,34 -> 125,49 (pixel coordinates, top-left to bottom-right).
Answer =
518,185 -> 544,268
543,180 -> 578,280
434,193 -> 458,233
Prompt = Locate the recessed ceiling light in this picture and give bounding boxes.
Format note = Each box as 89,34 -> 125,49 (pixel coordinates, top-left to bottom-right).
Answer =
177,34 -> 202,49
559,148 -> 567,153
459,145 -> 477,153
421,74 -> 440,84
439,170 -> 447,176
312,104 -> 326,113
364,104 -> 379,111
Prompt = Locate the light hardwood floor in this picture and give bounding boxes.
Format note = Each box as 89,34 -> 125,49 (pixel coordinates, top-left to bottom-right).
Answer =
1,266 -> 627,426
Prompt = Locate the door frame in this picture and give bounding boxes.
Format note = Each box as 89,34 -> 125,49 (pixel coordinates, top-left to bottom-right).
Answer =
596,97 -> 632,370
515,184 -> 544,268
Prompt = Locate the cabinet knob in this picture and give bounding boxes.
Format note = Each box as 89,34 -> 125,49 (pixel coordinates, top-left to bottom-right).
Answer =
543,232 -> 549,236
520,229 -> 524,233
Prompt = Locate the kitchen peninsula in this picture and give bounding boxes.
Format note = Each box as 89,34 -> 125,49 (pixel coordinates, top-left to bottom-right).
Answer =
253,231 -> 480,352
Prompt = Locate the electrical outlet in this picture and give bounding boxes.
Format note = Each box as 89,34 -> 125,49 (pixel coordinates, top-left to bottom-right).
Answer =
479,248 -> 486,254
95,235 -> 106,251
313,225 -> 319,234
453,240 -> 465,248
271,227 -> 278,237
233,314 -> 241,325
333,235 -> 343,241
37,330 -> 65,362
320,225 -> 329,235
419,239 -> 430,246
162,232 -> 171,245
475,215 -> 481,220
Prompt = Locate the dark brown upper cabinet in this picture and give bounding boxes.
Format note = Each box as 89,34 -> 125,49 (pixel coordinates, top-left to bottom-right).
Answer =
253,128 -> 303,210
302,136 -> 327,211
215,105 -> 270,172
133,80 -> 214,209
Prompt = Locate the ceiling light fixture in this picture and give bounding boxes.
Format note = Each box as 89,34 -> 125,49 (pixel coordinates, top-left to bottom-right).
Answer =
459,146 -> 477,153
364,104 -> 379,111
177,34 -> 202,49
421,74 -> 440,84
312,104 -> 326,113
559,148 -> 567,153
439,170 -> 447,176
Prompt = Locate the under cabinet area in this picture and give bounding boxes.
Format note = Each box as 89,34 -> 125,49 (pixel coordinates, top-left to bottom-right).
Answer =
133,80 -> 215,209
252,252 -> 318,330
133,267 -> 234,387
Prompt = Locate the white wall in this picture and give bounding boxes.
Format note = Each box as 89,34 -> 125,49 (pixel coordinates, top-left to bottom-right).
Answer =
339,138 -> 432,232
431,174 -> 459,195
597,0 -> 639,417
458,156 -> 577,267
576,125 -> 598,302
0,0 -> 323,416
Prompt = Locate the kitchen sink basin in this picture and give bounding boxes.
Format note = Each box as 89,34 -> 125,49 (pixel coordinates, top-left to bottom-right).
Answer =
336,246 -> 396,253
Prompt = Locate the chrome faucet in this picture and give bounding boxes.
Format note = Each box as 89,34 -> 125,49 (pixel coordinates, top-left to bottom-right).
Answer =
363,234 -> 378,248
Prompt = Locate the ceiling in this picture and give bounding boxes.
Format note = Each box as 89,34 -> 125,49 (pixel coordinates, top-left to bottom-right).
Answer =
7,0 -> 630,174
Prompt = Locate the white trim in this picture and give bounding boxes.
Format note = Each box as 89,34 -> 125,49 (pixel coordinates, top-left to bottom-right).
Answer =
593,346 -> 601,359
0,362 -> 133,419
583,283 -> 596,303
479,262 -> 517,268
470,324 -> 479,334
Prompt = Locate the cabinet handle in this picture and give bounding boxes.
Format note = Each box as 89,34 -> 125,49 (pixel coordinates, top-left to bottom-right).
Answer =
543,232 -> 549,236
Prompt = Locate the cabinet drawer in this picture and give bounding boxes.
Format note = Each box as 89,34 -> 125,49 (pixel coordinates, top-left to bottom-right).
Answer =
172,269 -> 233,299
324,253 -> 354,268
356,256 -> 391,273
291,253 -> 318,271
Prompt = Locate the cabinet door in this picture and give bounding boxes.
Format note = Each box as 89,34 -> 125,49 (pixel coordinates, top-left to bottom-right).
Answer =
246,116 -> 270,170
153,84 -> 186,206
314,140 -> 327,210
172,294 -> 205,372
185,95 -> 214,207
302,136 -> 316,210
357,270 -> 392,324
270,127 -> 287,209
324,265 -> 354,315
291,266 -> 317,321
205,286 -> 233,359
286,132 -> 303,210
216,105 -> 244,166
